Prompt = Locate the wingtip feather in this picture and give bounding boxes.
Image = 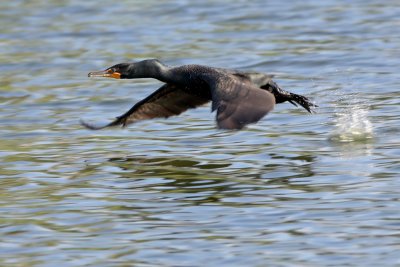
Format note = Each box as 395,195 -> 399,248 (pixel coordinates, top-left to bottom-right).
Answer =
80,119 -> 110,130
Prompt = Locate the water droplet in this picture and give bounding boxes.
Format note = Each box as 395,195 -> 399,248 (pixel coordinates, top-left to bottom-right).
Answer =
330,103 -> 374,142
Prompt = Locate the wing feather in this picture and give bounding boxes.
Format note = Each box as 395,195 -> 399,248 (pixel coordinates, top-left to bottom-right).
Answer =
81,84 -> 210,130
212,79 -> 275,130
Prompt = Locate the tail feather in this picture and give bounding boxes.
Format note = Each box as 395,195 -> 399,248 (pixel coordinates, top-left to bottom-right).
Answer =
288,99 -> 298,107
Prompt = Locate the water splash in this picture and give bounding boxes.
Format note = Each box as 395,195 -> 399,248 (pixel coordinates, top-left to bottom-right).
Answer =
330,96 -> 374,142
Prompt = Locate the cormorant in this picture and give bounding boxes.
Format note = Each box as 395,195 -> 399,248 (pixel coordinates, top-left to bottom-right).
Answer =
82,59 -> 316,130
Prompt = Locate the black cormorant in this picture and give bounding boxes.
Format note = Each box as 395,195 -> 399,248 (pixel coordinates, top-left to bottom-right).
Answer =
82,59 -> 316,130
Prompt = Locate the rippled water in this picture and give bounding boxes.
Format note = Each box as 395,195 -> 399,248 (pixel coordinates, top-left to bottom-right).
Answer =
1,0 -> 399,266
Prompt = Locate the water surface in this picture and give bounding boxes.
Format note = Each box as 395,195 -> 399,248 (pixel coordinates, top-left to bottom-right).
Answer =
1,0 -> 399,266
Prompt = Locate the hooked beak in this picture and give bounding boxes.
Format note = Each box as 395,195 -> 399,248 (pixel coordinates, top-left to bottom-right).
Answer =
88,69 -> 121,79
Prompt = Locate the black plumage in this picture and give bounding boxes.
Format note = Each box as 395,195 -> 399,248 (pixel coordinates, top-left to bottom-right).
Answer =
82,59 -> 316,130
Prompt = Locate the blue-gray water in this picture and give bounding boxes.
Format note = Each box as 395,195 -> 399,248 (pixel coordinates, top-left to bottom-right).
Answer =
1,1 -> 399,266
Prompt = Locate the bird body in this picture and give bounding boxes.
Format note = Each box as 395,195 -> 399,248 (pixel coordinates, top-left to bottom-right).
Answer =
83,59 -> 316,130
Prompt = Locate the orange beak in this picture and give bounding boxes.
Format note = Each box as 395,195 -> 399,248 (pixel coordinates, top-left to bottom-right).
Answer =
88,69 -> 121,79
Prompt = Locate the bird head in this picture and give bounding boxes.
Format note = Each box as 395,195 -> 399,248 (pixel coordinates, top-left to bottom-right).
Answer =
88,63 -> 131,79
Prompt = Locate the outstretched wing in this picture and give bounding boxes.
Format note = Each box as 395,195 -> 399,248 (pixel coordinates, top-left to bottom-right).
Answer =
81,84 -> 210,130
211,79 -> 275,130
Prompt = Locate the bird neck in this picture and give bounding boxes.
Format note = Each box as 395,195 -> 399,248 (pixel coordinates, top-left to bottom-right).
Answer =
130,59 -> 196,86
129,59 -> 174,83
